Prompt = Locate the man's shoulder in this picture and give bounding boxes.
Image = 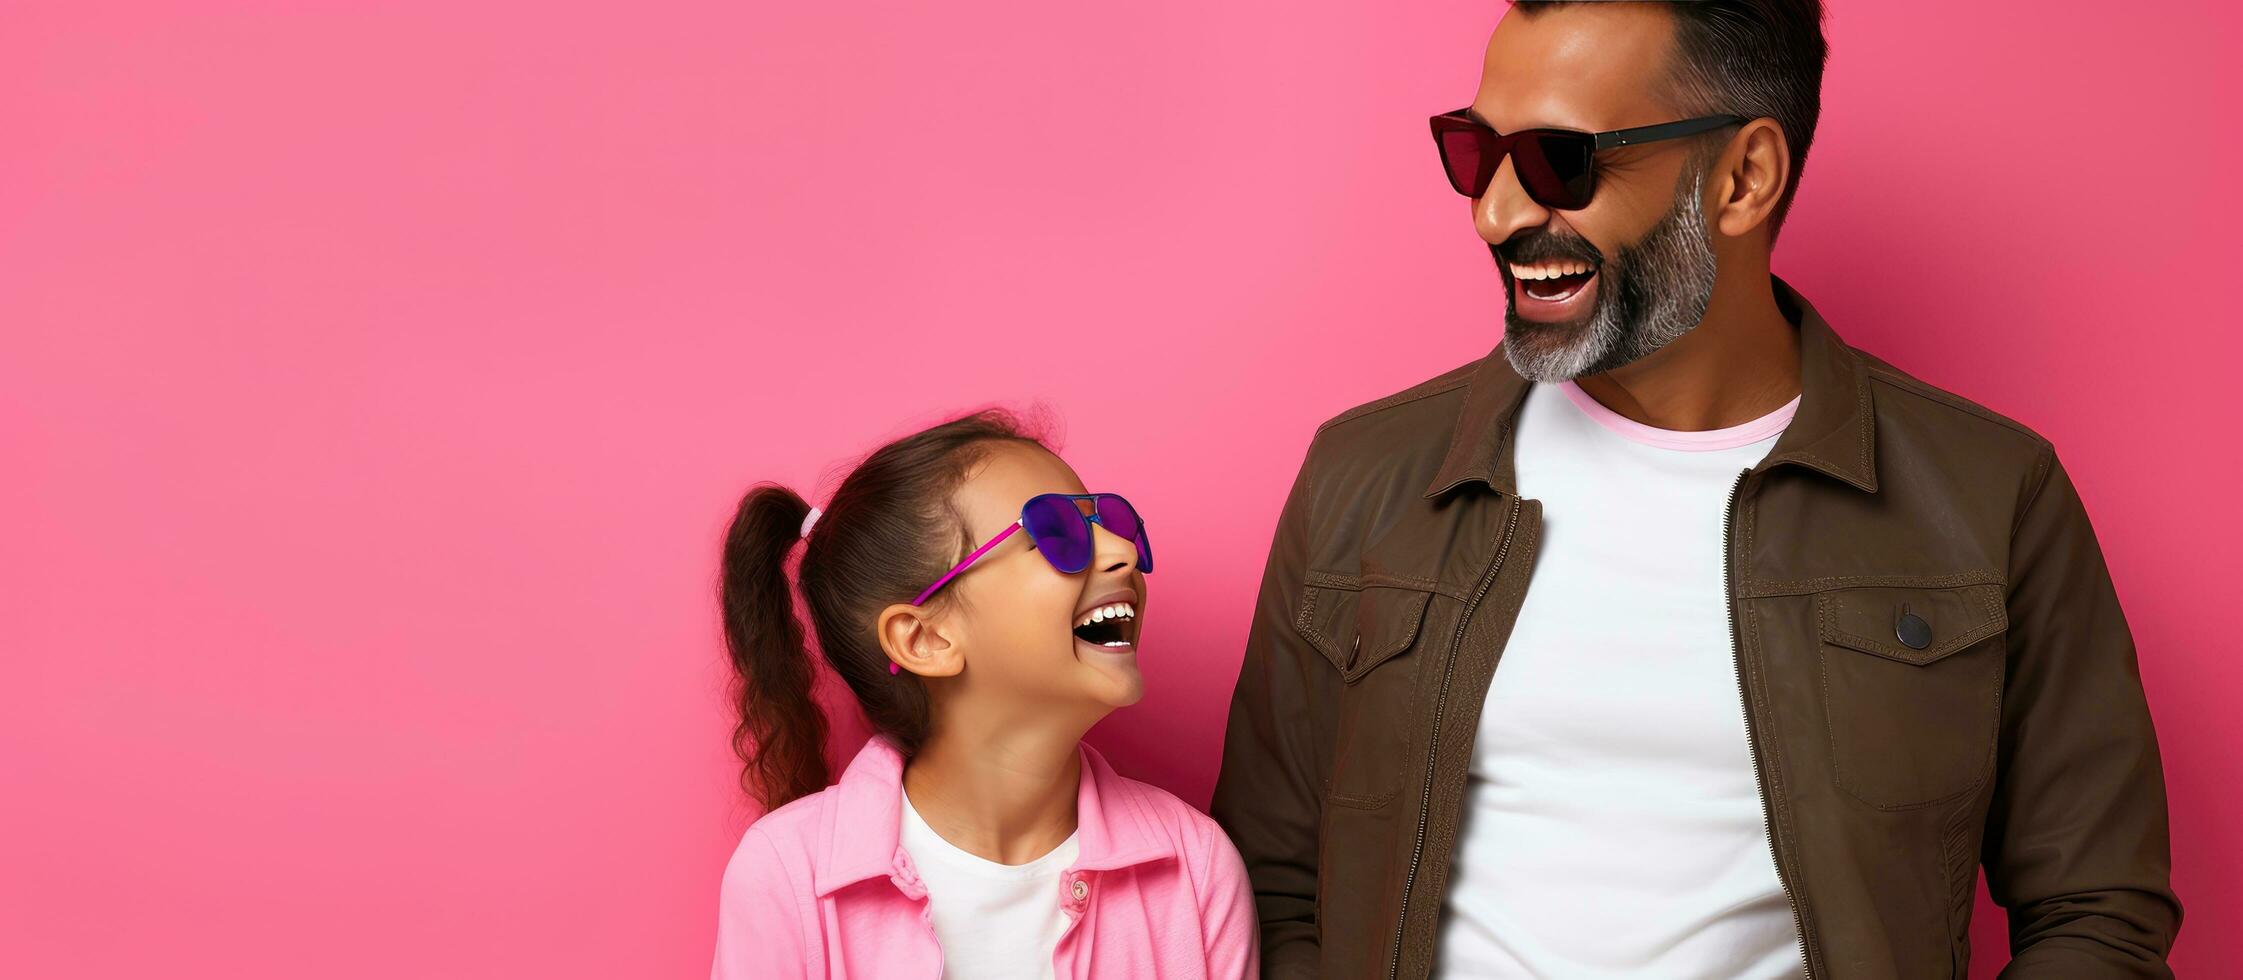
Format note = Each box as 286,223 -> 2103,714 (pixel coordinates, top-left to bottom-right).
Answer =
1312,356 -> 1483,438
1853,346 -> 2057,478
1288,354 -> 1486,503
1262,352 -> 1497,523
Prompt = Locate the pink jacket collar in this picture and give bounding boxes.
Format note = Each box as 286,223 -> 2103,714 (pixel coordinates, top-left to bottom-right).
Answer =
810,737 -> 1176,898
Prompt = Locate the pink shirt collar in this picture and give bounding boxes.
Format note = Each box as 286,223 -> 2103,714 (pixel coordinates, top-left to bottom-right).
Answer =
1556,380 -> 1800,452
811,737 -> 1176,898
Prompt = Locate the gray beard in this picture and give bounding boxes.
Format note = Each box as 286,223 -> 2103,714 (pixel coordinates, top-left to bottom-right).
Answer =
1501,162 -> 1718,384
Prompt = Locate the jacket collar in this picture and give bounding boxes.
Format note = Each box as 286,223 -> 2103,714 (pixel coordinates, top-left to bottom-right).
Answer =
1424,275 -> 1879,498
811,736 -> 1176,898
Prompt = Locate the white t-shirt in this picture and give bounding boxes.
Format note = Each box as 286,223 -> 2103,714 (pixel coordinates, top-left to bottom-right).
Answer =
900,793 -> 1081,979
1434,380 -> 1807,979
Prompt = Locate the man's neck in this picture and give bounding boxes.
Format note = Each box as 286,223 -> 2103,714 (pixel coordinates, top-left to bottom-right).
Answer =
1571,271 -> 1802,431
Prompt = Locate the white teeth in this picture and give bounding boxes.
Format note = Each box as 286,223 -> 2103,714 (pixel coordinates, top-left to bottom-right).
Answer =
1508,261 -> 1593,280
1075,602 -> 1137,629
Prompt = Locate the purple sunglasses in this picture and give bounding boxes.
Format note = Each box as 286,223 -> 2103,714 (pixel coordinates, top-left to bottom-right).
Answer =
891,493 -> 1154,674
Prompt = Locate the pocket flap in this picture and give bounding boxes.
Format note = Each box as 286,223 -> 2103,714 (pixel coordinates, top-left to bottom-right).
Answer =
1296,584 -> 1434,682
1816,582 -> 2008,665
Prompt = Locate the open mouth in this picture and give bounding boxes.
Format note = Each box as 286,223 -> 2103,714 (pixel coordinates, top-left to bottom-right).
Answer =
1509,259 -> 1598,303
1071,600 -> 1138,650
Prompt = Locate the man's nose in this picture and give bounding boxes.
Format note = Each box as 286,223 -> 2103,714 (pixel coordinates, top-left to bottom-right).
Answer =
1474,152 -> 1553,247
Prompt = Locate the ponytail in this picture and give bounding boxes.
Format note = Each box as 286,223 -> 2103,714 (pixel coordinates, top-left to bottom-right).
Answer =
720,484 -> 830,807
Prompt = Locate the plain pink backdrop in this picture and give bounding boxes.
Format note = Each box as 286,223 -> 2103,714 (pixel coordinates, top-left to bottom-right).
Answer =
5,1 -> 2236,976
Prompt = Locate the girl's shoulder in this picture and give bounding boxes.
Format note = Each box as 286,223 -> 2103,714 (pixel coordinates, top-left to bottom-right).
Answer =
729,735 -> 911,862
1081,747 -> 1240,867
712,789 -> 853,977
1104,768 -> 1222,832
720,787 -> 834,890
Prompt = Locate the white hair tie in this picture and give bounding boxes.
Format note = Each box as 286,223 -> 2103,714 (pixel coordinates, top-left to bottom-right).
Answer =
800,506 -> 822,539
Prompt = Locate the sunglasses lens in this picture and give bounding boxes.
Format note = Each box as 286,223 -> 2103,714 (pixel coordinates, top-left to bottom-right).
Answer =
1092,495 -> 1153,573
1022,494 -> 1093,574
1519,133 -> 1595,209
1434,117 -> 1596,207
1091,495 -> 1140,540
1436,127 -> 1489,197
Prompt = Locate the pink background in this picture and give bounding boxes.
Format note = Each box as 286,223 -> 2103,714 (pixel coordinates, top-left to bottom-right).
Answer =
5,1 -> 2236,975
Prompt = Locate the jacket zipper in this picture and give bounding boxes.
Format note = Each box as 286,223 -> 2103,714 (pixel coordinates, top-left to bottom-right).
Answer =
1724,469 -> 1814,978
1387,494 -> 1521,980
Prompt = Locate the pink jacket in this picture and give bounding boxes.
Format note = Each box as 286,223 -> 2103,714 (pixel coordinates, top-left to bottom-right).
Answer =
712,737 -> 1259,979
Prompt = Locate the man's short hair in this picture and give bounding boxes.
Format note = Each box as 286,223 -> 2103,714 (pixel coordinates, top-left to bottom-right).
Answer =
1514,0 -> 1828,237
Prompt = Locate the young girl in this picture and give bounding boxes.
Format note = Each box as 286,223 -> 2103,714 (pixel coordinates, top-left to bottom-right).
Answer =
711,410 -> 1256,979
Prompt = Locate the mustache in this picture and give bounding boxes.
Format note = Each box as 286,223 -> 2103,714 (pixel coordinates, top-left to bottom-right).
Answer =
1491,230 -> 1605,271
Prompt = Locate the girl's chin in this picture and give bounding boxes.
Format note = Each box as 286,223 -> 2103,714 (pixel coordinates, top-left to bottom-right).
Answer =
1072,637 -> 1145,704
1103,675 -> 1146,707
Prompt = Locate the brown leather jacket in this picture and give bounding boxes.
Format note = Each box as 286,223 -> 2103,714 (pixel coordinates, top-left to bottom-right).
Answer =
1209,279 -> 2179,979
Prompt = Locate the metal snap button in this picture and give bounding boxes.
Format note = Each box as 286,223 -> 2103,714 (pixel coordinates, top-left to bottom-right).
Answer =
1070,878 -> 1089,901
1895,605 -> 1932,650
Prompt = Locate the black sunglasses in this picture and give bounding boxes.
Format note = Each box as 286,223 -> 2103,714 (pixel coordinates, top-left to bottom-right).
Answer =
1429,110 -> 1745,209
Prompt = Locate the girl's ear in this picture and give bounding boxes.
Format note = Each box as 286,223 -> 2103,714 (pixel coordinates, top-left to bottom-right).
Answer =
876,602 -> 965,678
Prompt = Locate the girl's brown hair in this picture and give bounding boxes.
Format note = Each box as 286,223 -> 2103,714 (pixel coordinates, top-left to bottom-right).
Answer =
719,410 -> 1046,808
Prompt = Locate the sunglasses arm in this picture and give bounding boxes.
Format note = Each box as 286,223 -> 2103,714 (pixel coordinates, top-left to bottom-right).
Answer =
1594,114 -> 1747,150
908,520 -> 1025,607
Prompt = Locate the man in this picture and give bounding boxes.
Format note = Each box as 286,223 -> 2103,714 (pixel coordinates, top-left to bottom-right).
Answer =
1209,2 -> 2180,978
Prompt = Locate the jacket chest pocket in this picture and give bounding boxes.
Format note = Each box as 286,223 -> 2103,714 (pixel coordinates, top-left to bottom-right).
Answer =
1815,582 -> 2008,809
1297,580 -> 1436,808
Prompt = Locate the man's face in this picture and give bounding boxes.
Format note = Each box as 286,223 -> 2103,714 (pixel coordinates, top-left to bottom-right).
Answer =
1471,4 -> 1721,382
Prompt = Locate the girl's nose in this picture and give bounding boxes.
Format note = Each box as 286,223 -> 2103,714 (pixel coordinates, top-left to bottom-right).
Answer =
1090,523 -> 1140,573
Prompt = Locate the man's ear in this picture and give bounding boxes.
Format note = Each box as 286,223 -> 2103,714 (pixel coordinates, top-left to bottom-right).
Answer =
876,602 -> 965,678
1710,117 -> 1791,239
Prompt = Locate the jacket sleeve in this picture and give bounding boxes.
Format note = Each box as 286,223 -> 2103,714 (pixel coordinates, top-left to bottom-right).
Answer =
711,827 -> 814,979
1985,446 -> 2181,977
1209,448 -> 1340,979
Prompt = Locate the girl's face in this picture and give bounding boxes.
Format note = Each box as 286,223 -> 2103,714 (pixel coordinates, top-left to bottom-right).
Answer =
913,441 -> 1148,720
